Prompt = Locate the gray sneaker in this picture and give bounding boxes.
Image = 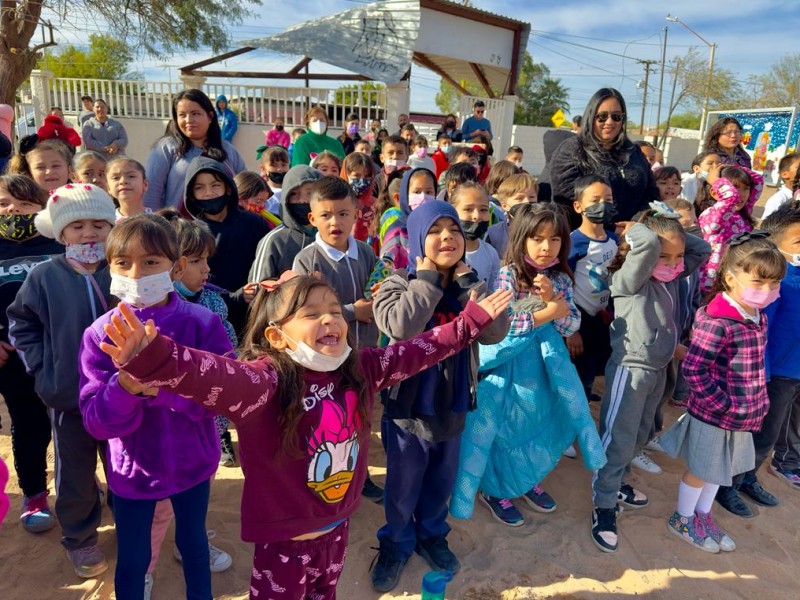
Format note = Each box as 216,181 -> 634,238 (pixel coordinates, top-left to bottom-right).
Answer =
65,545 -> 108,578
144,573 -> 154,600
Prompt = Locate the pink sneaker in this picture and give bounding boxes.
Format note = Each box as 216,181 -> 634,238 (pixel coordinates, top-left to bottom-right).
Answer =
20,491 -> 56,533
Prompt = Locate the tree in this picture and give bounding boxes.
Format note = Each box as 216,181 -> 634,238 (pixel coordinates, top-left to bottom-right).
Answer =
666,112 -> 701,130
0,0 -> 259,105
36,34 -> 135,80
751,54 -> 800,107
434,79 -> 482,114
334,82 -> 385,108
513,52 -> 570,126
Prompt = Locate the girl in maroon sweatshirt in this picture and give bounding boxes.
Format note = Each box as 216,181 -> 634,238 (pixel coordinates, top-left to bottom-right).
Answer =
98,273 -> 510,599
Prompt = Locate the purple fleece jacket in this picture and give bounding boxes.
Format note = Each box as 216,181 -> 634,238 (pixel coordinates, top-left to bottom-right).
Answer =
79,293 -> 234,500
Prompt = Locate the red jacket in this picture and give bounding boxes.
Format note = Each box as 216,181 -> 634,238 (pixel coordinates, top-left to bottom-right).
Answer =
431,149 -> 450,179
36,115 -> 81,147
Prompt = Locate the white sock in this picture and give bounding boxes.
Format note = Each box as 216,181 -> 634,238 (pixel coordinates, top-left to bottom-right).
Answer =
676,481 -> 703,517
696,482 -> 720,514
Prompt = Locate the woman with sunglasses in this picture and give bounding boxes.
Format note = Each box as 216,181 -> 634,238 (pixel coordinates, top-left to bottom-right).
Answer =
703,117 -> 752,169
550,88 -> 659,228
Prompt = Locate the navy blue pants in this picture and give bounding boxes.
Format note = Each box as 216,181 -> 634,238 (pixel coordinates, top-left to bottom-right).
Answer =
571,308 -> 611,398
377,416 -> 460,559
112,479 -> 211,600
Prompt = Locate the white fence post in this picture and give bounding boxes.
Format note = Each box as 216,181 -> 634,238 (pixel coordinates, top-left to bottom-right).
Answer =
386,81 -> 410,132
29,69 -> 54,127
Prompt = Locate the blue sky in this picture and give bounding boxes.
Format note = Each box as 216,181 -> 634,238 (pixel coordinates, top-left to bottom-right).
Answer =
44,0 -> 799,126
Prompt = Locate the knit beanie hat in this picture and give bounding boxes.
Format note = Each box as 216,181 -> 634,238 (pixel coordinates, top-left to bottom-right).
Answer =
35,183 -> 116,243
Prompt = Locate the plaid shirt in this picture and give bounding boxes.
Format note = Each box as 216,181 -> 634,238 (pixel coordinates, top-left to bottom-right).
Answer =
683,293 -> 769,432
495,264 -> 580,337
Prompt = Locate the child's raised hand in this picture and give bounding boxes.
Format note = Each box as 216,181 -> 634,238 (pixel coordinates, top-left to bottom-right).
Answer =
566,332 -> 583,357
470,288 -> 513,320
100,303 -> 158,366
533,274 -> 554,301
416,256 -> 439,273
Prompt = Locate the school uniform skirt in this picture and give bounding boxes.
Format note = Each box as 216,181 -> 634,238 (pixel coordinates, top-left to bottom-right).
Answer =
660,413 -> 755,486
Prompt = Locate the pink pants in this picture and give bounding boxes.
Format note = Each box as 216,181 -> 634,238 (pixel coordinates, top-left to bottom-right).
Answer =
147,499 -> 174,574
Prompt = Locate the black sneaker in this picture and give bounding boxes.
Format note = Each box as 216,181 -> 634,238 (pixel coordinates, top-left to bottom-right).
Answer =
361,477 -> 384,503
591,507 -> 618,553
370,543 -> 408,593
219,430 -> 236,467
715,486 -> 754,518
415,536 -> 461,573
739,480 -> 779,507
617,483 -> 648,509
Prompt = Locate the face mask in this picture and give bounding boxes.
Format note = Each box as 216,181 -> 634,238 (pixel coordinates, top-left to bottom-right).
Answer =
698,170 -> 708,181
733,275 -> 781,309
445,120 -> 455,128
349,178 -> 372,197
0,214 -> 39,242
174,279 -> 199,297
268,172 -> 285,185
780,248 -> 800,267
513,160 -> 523,168
270,322 -> 352,372
440,145 -> 451,155
583,202 -> 618,226
347,124 -> 359,136
524,255 -> 559,270
414,147 -> 427,158
111,270 -> 174,308
309,119 -> 327,135
65,242 -> 106,264
460,219 -> 488,241
383,158 -> 406,174
275,124 -> 284,131
408,193 -> 436,211
196,195 -> 227,216
652,259 -> 684,282
287,202 -> 311,226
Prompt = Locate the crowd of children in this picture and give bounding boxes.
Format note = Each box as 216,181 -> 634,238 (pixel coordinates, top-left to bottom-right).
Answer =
2,103 -> 800,600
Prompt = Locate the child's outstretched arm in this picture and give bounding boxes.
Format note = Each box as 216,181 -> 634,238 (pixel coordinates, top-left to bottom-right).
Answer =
609,222 -> 660,296
362,289 -> 512,391
98,304 -> 279,424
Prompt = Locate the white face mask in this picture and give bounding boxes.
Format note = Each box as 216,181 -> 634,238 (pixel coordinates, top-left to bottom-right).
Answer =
513,160 -> 523,168
270,322 -> 352,372
65,242 -> 106,264
781,248 -> 800,267
110,271 -> 174,308
309,119 -> 327,135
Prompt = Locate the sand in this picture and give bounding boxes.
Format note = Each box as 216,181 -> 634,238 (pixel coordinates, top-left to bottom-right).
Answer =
1,389 -> 799,600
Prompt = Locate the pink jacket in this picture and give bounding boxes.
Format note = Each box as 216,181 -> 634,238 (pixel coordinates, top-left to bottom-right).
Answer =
265,128 -> 290,149
698,168 -> 763,293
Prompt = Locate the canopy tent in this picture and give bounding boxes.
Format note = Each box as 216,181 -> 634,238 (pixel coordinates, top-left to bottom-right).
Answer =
179,0 -> 530,99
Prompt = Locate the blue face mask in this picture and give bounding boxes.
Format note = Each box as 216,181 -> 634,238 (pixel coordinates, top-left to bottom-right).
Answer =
349,177 -> 372,197
174,279 -> 199,297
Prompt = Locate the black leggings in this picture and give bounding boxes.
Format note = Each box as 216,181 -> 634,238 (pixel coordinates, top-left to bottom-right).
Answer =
0,352 -> 51,498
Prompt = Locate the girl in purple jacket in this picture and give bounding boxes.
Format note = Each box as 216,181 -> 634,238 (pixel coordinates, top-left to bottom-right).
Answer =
661,234 -> 785,554
79,214 -> 234,599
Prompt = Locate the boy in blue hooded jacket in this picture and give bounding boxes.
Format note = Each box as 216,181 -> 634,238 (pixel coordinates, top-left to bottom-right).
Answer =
215,95 -> 238,143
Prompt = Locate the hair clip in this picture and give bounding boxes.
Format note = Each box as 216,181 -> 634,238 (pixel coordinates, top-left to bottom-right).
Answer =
258,270 -> 300,292
648,201 -> 681,219
729,230 -> 768,246
255,145 -> 268,160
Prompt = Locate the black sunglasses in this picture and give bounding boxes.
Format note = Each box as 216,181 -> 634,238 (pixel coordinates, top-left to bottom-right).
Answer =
595,112 -> 625,123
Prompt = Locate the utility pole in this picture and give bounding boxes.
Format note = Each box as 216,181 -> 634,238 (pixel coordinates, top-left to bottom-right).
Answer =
638,60 -> 656,135
654,26 -> 668,148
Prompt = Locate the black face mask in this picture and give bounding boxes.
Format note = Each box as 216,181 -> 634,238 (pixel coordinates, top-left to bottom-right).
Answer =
268,171 -> 285,185
583,202 -> 618,226
196,195 -> 228,216
0,214 -> 39,242
445,120 -> 455,128
287,202 -> 311,226
460,219 -> 489,241
275,124 -> 284,131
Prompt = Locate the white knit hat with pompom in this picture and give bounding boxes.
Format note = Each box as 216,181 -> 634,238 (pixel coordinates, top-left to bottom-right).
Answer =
35,183 -> 116,242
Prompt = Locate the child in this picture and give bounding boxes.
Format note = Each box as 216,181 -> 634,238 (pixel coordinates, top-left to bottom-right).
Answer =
292,176 -> 384,501
661,234 -> 785,552
452,202 -> 604,527
95,275 -> 511,599
258,145 -> 289,207
654,166 -> 682,202
762,153 -> 800,219
697,166 -> 763,294
375,168 -> 408,253
182,157 -> 272,334
438,161 -> 479,203
486,172 -> 536,258
265,117 -> 290,148
249,164 -> 322,282
311,150 -> 342,177
634,140 -> 657,166
0,175 -> 61,534
379,167 -> 437,270
505,145 -> 525,169
8,139 -> 73,194
375,134 -> 409,196
407,134 -> 436,173
234,171 -> 281,228
400,123 -> 417,146
8,183 -> 117,577
79,213 -> 234,598
371,200 -> 510,592
485,160 -> 522,202
354,139 -> 372,155
567,176 -> 618,403
449,181 -> 499,287
590,205 -> 710,553
287,126 -> 305,163
341,151 -> 378,249
73,151 -> 108,192
431,134 -> 451,178
682,150 -> 721,205
106,157 -> 149,222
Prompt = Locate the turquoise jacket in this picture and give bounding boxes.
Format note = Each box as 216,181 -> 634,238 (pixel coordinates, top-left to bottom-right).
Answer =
450,323 -> 606,518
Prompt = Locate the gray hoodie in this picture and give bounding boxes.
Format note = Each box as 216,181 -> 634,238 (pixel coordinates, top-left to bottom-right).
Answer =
7,254 -> 111,412
609,223 -> 711,370
249,165 -> 321,282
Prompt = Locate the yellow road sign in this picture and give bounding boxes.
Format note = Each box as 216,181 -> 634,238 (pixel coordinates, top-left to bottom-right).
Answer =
551,108 -> 566,128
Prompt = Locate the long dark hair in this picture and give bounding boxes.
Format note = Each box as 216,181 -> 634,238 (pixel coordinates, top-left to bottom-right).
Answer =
704,117 -> 743,157
577,87 -> 630,169
168,89 -> 228,162
239,276 -> 370,455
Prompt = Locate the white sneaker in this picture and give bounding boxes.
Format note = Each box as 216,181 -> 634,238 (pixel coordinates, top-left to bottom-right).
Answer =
563,444 -> 577,459
645,437 -> 665,453
144,573 -> 154,600
631,451 -> 662,474
173,530 -> 233,573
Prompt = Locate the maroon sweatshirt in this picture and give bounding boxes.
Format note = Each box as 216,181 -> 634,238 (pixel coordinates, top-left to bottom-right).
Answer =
122,301 -> 492,542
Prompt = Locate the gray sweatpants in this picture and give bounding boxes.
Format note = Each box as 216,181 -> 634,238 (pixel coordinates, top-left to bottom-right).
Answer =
50,409 -> 103,550
592,359 -> 667,509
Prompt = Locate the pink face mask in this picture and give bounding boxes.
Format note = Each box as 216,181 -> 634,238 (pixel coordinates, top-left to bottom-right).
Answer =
408,192 -> 435,211
414,147 -> 427,158
524,255 -> 559,270
733,275 -> 781,309
652,259 -> 684,282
